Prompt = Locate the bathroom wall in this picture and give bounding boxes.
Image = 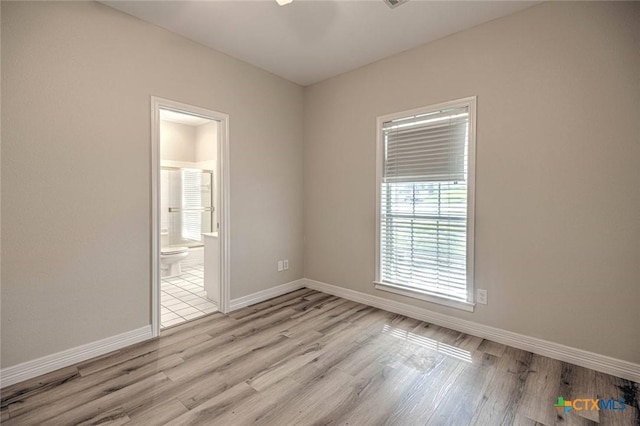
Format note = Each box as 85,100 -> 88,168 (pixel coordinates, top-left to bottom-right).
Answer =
1,1 -> 304,368
303,1 -> 640,363
195,121 -> 218,230
160,120 -> 198,163
182,246 -> 204,267
160,119 -> 217,246
196,121 -> 217,167
160,119 -> 218,169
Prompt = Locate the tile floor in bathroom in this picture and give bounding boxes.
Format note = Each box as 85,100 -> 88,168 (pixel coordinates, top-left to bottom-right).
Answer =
161,264 -> 218,329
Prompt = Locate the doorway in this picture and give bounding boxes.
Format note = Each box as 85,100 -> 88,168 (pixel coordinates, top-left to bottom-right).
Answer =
151,97 -> 230,337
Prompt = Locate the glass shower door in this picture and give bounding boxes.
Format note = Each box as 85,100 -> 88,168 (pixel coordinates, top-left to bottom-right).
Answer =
163,167 -> 214,247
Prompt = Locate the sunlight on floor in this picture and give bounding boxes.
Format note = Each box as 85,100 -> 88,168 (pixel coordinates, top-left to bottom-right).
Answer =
382,324 -> 472,363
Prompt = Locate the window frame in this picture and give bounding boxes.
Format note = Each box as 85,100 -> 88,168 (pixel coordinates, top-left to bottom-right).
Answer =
374,96 -> 477,312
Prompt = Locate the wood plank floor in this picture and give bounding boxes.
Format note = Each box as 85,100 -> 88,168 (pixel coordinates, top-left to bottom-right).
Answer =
1,289 -> 638,425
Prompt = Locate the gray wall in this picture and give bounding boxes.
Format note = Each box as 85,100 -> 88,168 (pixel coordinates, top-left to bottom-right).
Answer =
1,1 -> 304,367
2,0 -> 638,371
303,2 -> 640,363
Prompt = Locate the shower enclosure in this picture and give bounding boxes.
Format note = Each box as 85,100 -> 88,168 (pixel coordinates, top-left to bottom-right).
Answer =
161,167 -> 214,247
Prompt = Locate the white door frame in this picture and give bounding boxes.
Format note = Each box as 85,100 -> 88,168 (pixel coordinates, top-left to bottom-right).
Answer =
150,96 -> 231,337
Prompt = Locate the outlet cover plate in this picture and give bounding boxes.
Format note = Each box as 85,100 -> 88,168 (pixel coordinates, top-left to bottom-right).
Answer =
477,289 -> 488,305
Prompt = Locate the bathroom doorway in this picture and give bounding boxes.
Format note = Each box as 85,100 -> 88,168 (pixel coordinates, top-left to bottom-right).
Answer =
151,97 -> 230,336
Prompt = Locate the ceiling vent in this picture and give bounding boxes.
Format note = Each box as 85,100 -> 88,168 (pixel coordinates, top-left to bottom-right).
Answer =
383,0 -> 409,9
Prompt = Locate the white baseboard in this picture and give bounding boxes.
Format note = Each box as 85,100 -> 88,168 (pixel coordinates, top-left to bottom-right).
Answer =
3,280 -> 636,388
0,325 -> 153,388
230,279 -> 306,312
1,279 -> 304,389
303,278 -> 640,383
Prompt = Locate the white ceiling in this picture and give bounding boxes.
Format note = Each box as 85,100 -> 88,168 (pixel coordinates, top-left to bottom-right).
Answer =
102,0 -> 539,86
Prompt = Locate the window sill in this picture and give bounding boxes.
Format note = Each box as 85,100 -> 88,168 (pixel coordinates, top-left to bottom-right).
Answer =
373,281 -> 475,312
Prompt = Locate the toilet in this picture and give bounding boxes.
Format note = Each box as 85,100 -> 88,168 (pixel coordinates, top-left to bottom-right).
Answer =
160,246 -> 189,278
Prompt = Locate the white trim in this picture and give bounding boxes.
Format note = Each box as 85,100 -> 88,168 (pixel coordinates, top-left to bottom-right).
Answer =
375,96 -> 477,308
229,279 -> 306,312
0,326 -> 153,388
303,279 -> 640,383
218,110 -> 231,315
374,282 -> 474,312
466,97 -> 477,303
151,98 -> 161,337
151,97 -> 231,336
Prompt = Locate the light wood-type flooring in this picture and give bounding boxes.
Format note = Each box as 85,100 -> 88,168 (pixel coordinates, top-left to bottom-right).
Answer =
1,289 -> 638,425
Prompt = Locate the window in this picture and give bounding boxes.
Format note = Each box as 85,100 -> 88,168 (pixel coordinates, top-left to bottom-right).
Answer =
375,97 -> 476,311
181,168 -> 203,242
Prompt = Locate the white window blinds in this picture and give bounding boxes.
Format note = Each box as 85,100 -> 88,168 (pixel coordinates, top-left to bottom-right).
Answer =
383,106 -> 468,183
379,101 -> 474,306
181,169 -> 202,242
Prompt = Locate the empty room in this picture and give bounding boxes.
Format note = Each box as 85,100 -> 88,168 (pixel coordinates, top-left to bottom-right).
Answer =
1,1 -> 638,425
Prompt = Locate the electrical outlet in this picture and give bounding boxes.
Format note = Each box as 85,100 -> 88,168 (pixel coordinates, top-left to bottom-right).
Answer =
283,259 -> 289,270
476,289 -> 488,305
277,260 -> 283,272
